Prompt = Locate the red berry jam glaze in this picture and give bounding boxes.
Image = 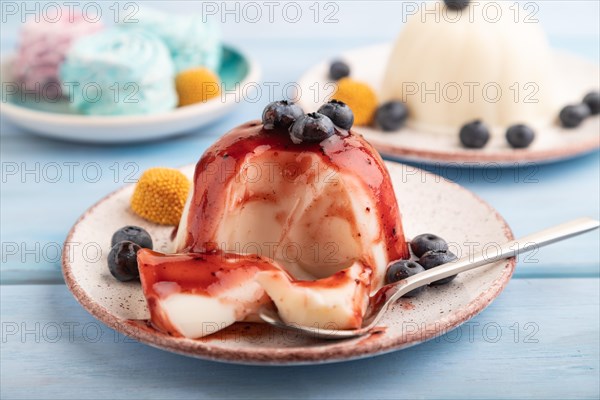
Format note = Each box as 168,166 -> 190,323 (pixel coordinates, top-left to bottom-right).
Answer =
179,120 -> 408,263
137,121 -> 410,336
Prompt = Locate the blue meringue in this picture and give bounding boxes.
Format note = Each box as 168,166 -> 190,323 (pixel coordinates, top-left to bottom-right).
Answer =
117,7 -> 222,73
60,28 -> 177,115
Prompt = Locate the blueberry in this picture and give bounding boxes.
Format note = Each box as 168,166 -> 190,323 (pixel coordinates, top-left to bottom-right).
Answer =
329,60 -> 350,81
559,104 -> 590,128
418,250 -> 459,285
375,101 -> 408,131
108,241 -> 141,282
459,120 -> 490,149
318,100 -> 354,130
111,225 -> 153,249
410,233 -> 448,258
583,91 -> 600,115
289,112 -> 335,144
262,100 -> 304,130
445,0 -> 470,10
506,124 -> 535,149
385,260 -> 426,297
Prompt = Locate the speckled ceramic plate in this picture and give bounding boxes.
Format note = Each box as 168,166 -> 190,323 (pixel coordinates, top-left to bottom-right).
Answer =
0,45 -> 260,143
62,162 -> 515,365
297,44 -> 599,166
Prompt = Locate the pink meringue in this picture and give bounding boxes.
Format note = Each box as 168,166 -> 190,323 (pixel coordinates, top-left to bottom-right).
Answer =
12,11 -> 103,98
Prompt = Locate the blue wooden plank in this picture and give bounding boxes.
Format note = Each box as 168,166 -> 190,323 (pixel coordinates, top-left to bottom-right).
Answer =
1,279 -> 598,399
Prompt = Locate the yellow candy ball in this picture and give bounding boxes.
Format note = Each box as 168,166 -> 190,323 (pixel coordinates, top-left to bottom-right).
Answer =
130,168 -> 191,226
332,78 -> 378,126
175,67 -> 221,107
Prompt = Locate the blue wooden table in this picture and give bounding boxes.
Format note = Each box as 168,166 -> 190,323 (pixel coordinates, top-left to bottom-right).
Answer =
1,8 -> 600,399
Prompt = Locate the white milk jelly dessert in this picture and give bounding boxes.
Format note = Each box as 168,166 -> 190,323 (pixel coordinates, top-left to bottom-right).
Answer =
381,0 -> 559,135
133,101 -> 411,338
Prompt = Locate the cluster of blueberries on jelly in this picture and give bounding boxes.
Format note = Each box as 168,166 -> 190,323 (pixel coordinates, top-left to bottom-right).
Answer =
108,226 -> 153,282
385,233 -> 458,296
261,99 -> 355,143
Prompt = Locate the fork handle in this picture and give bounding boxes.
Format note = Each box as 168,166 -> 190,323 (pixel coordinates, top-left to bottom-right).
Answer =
387,217 -> 600,302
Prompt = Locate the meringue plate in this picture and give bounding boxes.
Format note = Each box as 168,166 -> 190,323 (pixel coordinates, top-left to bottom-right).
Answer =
0,45 -> 260,143
297,44 -> 599,166
63,162 -> 515,365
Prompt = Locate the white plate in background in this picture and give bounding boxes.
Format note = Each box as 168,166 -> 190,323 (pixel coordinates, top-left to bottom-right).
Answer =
297,44 -> 599,166
0,45 -> 261,144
